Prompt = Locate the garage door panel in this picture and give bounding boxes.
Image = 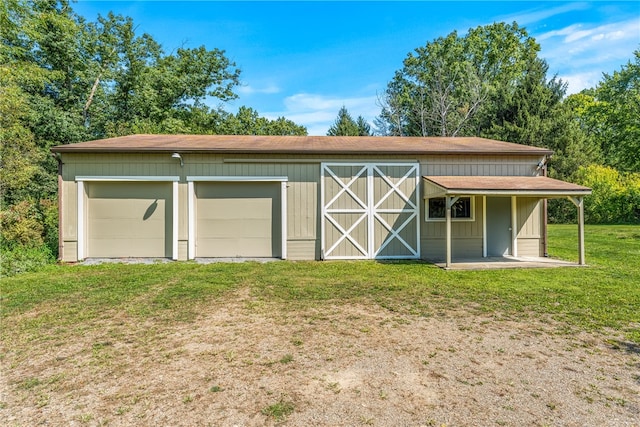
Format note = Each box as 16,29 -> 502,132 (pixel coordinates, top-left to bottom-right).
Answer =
198,218 -> 272,238
196,182 -> 281,258
88,237 -> 167,258
89,217 -> 165,239
87,182 -> 172,258
89,198 -> 165,220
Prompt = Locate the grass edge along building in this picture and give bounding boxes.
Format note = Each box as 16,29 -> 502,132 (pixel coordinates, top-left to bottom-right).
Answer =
51,135 -> 591,268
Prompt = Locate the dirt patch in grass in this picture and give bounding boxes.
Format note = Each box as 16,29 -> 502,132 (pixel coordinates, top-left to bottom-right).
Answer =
2,288 -> 639,426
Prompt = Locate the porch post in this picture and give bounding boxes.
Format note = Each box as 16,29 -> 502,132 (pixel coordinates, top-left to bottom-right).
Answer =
77,180 -> 84,261
281,181 -> 288,260
568,196 -> 586,265
188,181 -> 195,259
482,196 -> 487,258
578,197 -> 585,265
445,196 -> 452,268
511,196 -> 518,257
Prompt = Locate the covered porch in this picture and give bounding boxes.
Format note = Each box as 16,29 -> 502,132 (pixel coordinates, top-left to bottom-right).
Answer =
423,176 -> 592,269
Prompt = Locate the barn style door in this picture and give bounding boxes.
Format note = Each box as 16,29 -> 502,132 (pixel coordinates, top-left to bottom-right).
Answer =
321,163 -> 420,259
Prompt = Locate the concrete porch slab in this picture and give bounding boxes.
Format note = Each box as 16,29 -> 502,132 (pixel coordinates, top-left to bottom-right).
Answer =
429,256 -> 586,270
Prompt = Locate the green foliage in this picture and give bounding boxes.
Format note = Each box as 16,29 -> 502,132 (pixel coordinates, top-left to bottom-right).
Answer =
219,106 -> 307,136
377,21 -> 616,181
379,22 -> 543,138
574,165 -> 640,224
0,198 -> 58,276
549,165 -> 640,224
327,106 -> 372,136
1,200 -> 45,248
261,399 -> 295,421
1,245 -> 54,277
570,50 -> 640,172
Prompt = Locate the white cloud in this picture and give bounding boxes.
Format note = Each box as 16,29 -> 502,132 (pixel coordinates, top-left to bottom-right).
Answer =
265,93 -> 381,136
538,19 -> 639,48
559,71 -> 604,94
497,2 -> 589,26
536,17 -> 639,90
237,83 -> 281,95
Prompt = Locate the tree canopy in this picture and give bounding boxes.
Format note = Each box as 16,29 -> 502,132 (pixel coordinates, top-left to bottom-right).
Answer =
0,0 -> 306,274
327,106 -> 372,136
568,50 -> 640,172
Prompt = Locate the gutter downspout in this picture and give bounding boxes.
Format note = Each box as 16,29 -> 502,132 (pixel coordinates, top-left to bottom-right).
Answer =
53,153 -> 63,261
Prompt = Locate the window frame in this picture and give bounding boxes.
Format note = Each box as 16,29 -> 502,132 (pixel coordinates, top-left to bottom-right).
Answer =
425,196 -> 475,222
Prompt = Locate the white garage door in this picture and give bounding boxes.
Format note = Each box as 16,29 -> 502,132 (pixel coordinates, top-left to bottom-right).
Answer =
86,182 -> 173,257
194,182 -> 282,258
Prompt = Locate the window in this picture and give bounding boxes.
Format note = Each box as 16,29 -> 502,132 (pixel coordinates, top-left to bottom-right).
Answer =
426,197 -> 474,221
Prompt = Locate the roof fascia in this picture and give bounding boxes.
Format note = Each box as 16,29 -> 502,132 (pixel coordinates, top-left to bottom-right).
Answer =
435,189 -> 592,197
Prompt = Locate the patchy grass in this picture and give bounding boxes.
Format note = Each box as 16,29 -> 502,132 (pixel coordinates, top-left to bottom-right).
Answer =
1,225 -> 638,344
261,397 -> 295,421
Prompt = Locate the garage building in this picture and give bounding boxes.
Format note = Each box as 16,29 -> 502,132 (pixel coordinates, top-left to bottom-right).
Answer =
51,135 -> 591,267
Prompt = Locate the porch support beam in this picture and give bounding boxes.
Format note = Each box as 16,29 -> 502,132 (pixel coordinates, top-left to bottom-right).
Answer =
482,196 -> 487,258
568,196 -> 586,265
445,196 -> 459,268
511,196 -> 518,257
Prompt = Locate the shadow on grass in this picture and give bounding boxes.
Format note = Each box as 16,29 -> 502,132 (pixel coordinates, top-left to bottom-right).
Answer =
607,340 -> 640,355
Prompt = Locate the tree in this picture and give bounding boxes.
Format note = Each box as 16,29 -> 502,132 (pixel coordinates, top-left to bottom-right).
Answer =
0,0 -> 307,272
571,50 -> 640,172
481,57 -> 602,179
376,21 -> 601,180
377,22 -> 548,138
327,106 -> 372,136
355,116 -> 372,136
218,106 -> 307,135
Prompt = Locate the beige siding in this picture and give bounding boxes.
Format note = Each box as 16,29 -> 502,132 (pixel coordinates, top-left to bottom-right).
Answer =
61,153 -> 322,260
61,241 -> 78,263
517,197 -> 542,238
516,197 -> 542,257
517,238 -> 541,257
421,196 -> 483,239
287,239 -> 318,260
61,180 -> 77,241
420,197 -> 484,260
421,155 -> 542,177
423,180 -> 446,199
178,241 -> 188,261
422,238 -> 483,260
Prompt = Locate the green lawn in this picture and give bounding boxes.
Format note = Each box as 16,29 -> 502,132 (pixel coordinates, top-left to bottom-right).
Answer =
2,224 -> 639,343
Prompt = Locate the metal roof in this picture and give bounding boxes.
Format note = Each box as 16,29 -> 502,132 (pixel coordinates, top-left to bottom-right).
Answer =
423,175 -> 591,197
50,134 -> 553,156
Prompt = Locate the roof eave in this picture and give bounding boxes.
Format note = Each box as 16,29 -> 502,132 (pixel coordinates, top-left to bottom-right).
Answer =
50,147 -> 553,156
437,189 -> 592,197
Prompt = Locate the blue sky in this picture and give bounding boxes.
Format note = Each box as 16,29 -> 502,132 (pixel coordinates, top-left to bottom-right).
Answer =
74,1 -> 640,135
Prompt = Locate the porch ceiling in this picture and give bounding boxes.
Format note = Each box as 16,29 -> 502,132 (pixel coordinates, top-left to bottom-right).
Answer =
423,176 -> 591,198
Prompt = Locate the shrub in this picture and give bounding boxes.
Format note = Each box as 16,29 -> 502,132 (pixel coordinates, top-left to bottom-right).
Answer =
548,165 -> 640,224
0,197 -> 58,276
0,199 -> 44,248
1,244 -> 54,277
